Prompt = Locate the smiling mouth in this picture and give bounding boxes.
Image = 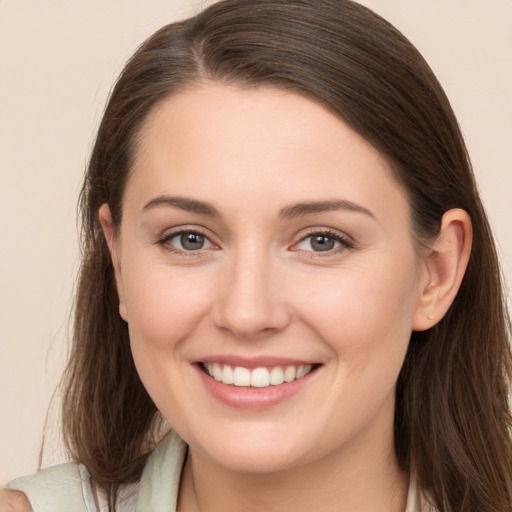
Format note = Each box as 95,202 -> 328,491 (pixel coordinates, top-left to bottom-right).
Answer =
200,362 -> 319,388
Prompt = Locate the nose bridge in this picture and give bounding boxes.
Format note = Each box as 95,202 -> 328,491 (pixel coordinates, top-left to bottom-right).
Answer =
213,242 -> 291,339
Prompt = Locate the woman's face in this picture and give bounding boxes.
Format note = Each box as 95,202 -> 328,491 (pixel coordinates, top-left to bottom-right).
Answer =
107,83 -> 428,473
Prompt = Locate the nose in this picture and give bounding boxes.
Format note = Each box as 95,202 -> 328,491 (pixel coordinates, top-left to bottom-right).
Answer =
212,250 -> 292,340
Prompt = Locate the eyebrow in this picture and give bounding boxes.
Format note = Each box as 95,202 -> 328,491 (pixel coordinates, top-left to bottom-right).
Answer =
278,200 -> 375,220
142,195 -> 375,220
143,196 -> 220,217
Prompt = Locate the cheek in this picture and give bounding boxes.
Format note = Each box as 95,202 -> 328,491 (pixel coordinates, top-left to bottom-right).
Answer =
122,258 -> 216,352
292,252 -> 418,365
122,260 -> 218,427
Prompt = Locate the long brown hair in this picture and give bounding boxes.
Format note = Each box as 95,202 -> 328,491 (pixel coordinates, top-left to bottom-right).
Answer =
61,0 -> 512,509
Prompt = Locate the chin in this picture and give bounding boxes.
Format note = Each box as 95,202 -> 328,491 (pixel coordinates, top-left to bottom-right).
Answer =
189,427 -> 313,474
211,446 -> 303,474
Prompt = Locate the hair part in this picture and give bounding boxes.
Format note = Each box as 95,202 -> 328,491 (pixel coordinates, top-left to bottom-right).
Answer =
61,1 -> 512,510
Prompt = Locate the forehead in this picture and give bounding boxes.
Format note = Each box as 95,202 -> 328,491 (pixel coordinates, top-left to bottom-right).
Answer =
125,83 -> 409,224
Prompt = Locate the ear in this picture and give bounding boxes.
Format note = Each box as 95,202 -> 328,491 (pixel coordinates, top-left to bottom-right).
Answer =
98,203 -> 128,321
412,208 -> 472,331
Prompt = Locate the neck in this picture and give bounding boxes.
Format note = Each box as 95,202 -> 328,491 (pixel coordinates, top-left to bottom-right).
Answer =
177,421 -> 408,512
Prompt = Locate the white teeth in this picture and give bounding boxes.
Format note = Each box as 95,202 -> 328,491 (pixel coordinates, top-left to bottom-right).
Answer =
222,364 -> 234,384
296,365 -> 306,379
233,366 -> 251,386
251,367 -> 270,388
284,366 -> 296,382
269,366 -> 285,385
212,363 -> 222,381
204,363 -> 314,388
296,364 -> 308,379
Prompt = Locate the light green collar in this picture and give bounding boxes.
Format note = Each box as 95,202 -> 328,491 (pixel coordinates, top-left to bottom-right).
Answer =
135,429 -> 187,511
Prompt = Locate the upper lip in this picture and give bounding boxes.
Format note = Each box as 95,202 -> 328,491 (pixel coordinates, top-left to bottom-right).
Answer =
197,355 -> 320,369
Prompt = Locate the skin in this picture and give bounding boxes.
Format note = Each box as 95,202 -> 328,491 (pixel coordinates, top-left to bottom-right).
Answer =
0,83 -> 471,512
100,84 -> 471,512
0,489 -> 31,512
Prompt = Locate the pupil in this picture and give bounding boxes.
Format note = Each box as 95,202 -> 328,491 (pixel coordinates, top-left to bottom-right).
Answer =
311,235 -> 335,251
181,232 -> 204,250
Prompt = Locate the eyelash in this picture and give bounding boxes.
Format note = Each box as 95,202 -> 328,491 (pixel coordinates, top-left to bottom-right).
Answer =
157,227 -> 215,257
156,227 -> 354,257
293,228 -> 354,257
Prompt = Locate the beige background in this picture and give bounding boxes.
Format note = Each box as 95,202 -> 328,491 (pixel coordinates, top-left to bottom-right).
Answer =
1,0 -> 510,485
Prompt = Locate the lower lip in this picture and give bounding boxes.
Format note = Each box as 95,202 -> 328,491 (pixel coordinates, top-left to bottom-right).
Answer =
194,365 -> 318,409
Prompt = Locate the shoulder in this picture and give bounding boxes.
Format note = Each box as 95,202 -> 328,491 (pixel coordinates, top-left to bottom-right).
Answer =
0,489 -> 32,512
4,462 -> 87,512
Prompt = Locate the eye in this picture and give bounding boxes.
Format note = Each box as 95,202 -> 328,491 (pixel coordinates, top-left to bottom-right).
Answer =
294,230 -> 353,253
162,230 -> 215,252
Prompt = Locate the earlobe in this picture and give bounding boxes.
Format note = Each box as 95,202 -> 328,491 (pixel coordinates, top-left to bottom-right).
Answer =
98,203 -> 128,321
412,208 -> 472,331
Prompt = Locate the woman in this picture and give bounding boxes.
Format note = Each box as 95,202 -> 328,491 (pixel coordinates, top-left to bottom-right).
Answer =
2,0 -> 511,510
